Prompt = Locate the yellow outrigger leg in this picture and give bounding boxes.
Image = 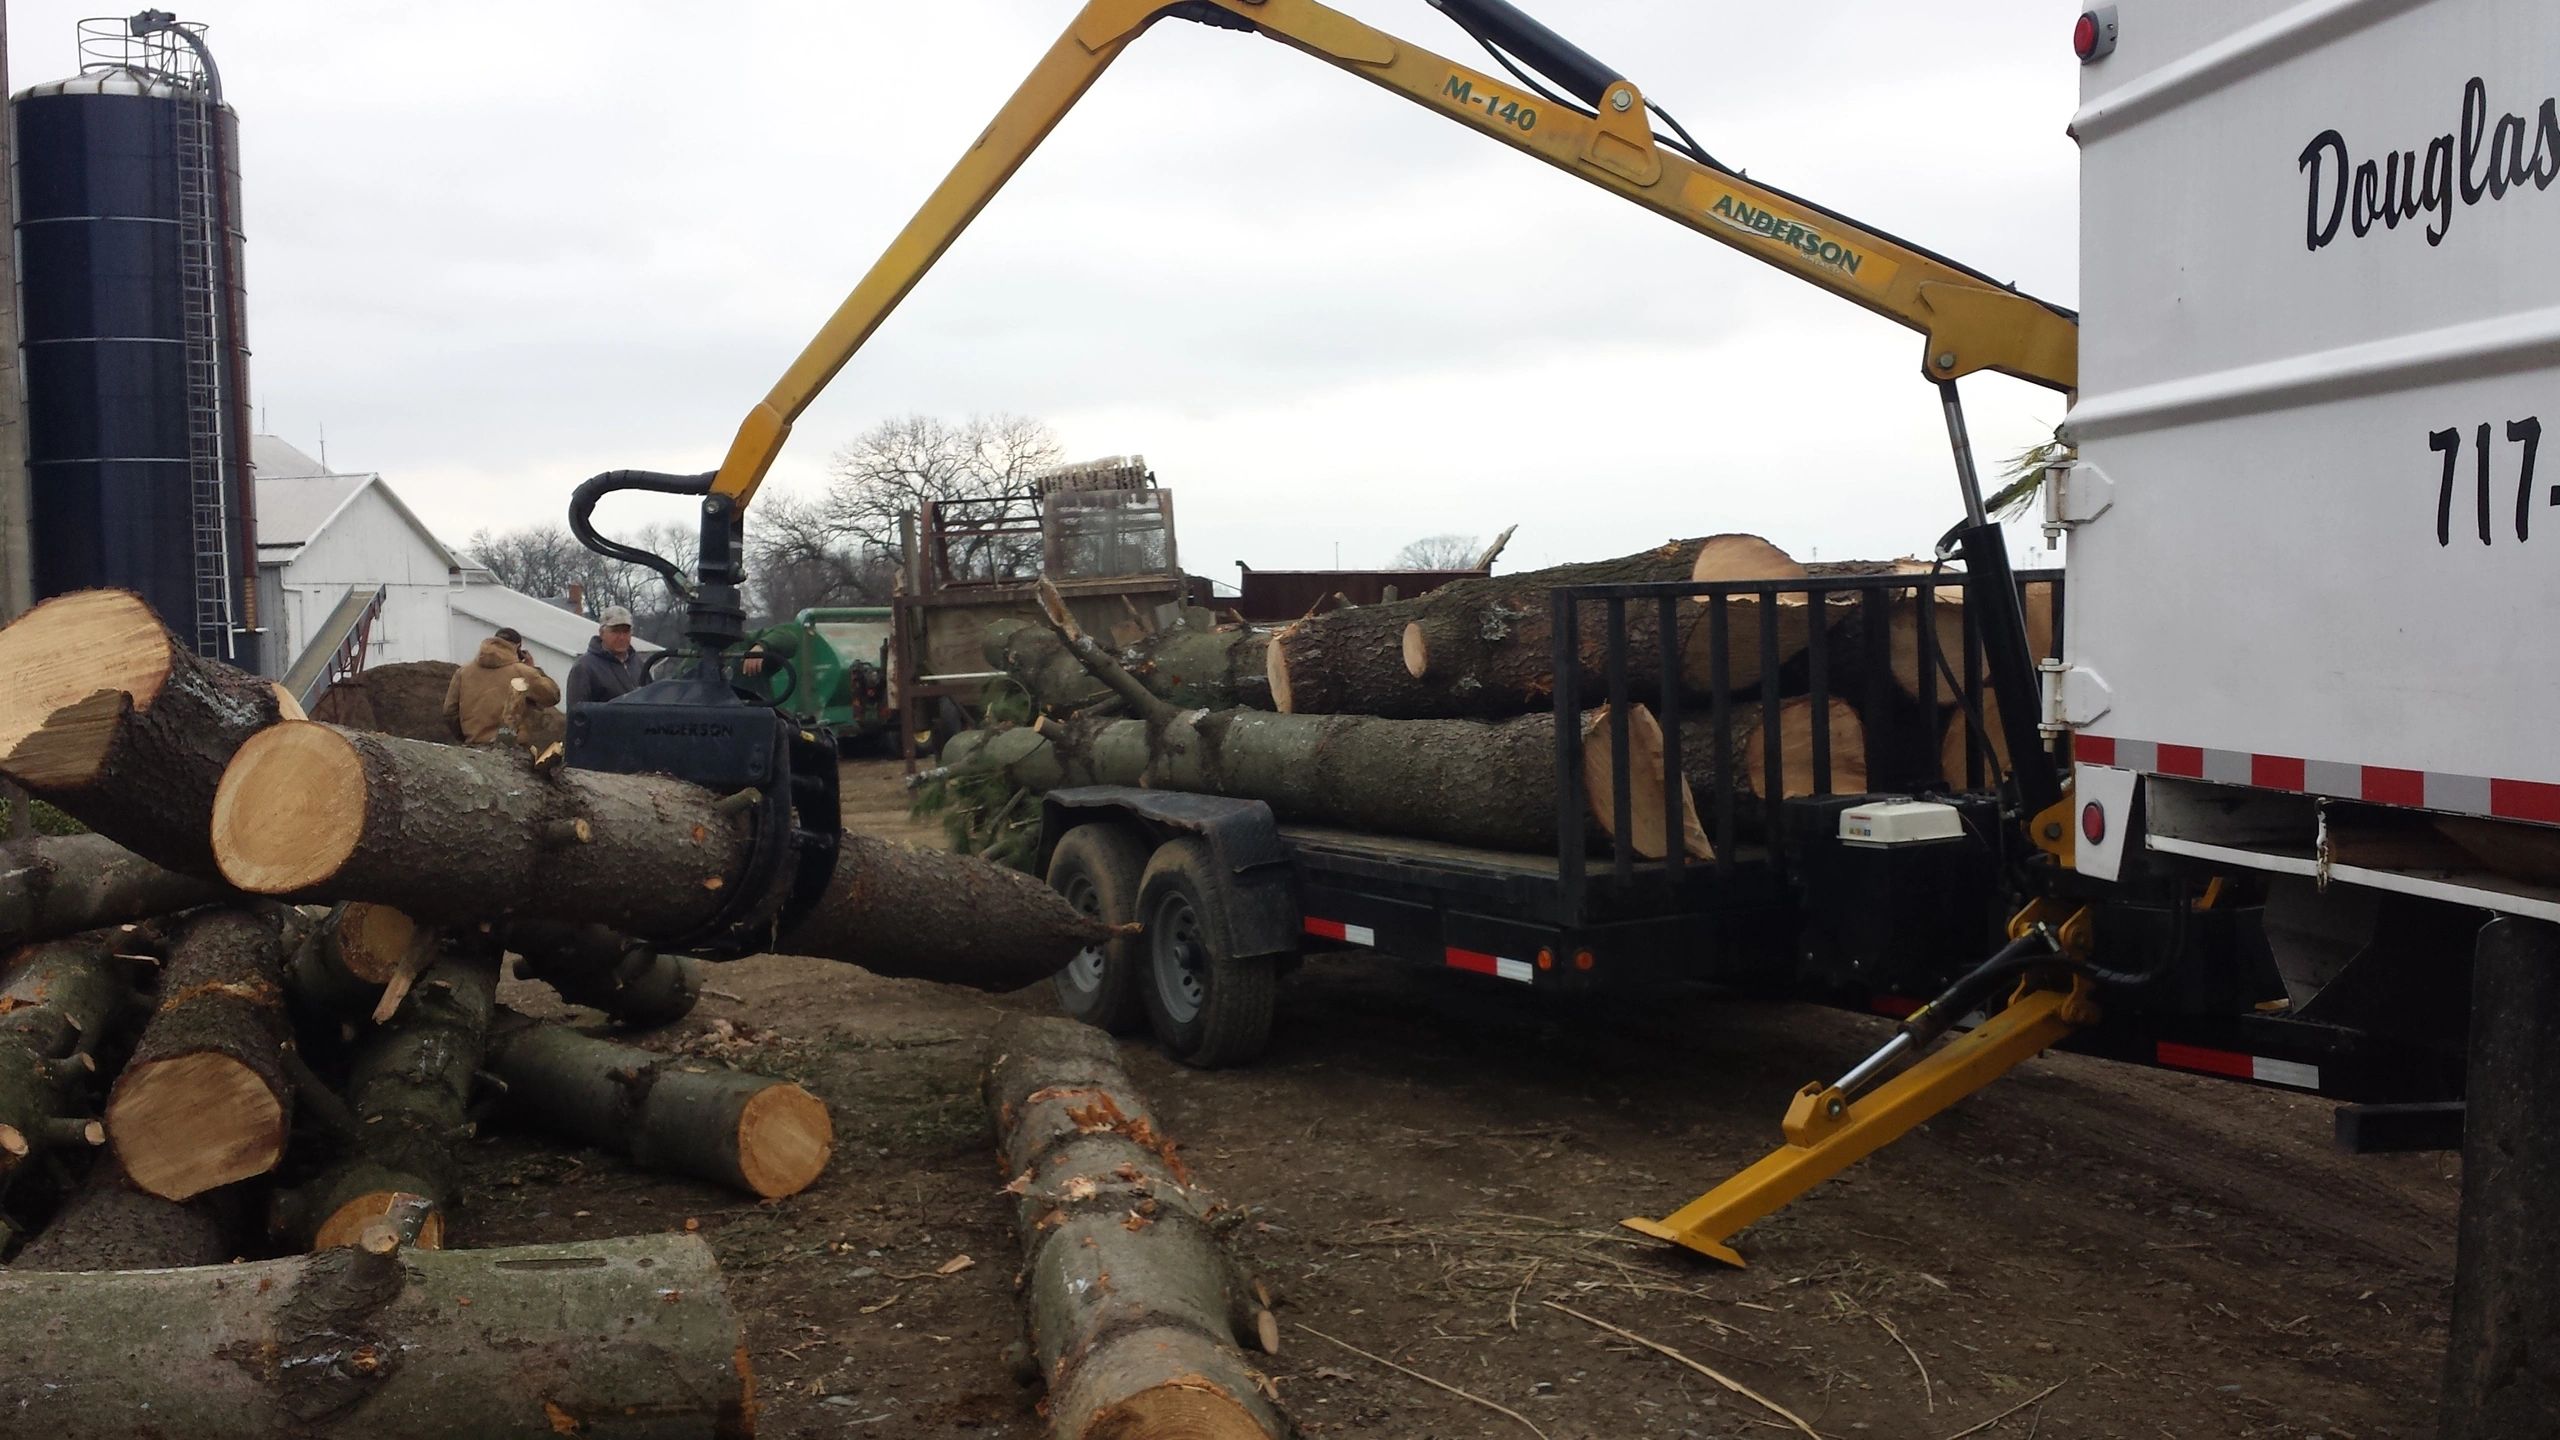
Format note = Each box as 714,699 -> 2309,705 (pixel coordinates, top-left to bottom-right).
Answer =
1626,904 -> 2098,1267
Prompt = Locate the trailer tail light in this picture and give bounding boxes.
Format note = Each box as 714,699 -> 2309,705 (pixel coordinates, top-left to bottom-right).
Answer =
2073,7 -> 2118,63
2081,801 -> 2107,844
1535,947 -> 1554,971
1573,949 -> 1595,972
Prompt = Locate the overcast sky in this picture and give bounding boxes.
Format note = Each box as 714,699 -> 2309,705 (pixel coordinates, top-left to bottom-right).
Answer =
9,0 -> 2081,581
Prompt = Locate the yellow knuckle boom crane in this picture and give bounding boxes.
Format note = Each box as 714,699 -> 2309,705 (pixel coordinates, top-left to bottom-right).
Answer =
568,0 -> 2093,1267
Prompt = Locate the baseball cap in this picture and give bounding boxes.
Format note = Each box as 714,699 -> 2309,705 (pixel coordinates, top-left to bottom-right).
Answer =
493,626 -> 523,646
599,605 -> 634,628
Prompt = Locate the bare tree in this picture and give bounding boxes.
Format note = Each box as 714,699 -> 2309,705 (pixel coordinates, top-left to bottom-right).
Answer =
821,413 -> 1061,574
1391,534 -> 1483,569
467,525 -> 593,599
747,492 -> 896,621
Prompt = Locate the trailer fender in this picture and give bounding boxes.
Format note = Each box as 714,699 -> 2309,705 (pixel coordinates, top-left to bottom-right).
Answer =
1038,787 -> 1298,959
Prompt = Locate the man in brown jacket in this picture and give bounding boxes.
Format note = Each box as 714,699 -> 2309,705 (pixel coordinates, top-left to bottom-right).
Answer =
443,627 -> 562,745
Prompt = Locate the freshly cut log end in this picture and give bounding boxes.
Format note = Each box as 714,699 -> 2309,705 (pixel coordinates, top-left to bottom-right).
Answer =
736,1084 -> 833,1199
109,1051 -> 285,1201
314,1190 -> 448,1252
4,689 -> 130,790
1579,705 -> 1709,861
1055,1328 -> 1285,1440
1687,532 -> 1808,586
1264,641 -> 1297,715
210,721 -> 368,894
1399,621 -> 1431,681
0,589 -> 174,756
332,902 -> 416,984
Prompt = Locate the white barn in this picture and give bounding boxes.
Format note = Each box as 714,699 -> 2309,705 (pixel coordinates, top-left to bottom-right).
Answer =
251,435 -> 646,690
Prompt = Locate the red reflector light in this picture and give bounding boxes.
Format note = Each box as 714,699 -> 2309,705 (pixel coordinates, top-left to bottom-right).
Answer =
2081,802 -> 2106,844
2074,8 -> 2117,62
2072,14 -> 2097,57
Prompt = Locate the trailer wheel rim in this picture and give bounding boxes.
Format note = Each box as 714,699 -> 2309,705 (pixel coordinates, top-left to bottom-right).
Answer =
1060,873 -> 1107,995
1152,891 -> 1207,1025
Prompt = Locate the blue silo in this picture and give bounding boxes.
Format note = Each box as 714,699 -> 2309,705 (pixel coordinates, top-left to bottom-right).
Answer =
11,14 -> 254,662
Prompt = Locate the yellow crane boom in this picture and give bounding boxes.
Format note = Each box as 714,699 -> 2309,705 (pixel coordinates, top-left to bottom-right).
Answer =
707,0 -> 2078,511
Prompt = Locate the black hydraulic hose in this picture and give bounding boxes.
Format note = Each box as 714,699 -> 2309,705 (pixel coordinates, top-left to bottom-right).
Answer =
1897,932 -> 2054,1052
568,469 -> 715,602
1427,0 -> 1620,107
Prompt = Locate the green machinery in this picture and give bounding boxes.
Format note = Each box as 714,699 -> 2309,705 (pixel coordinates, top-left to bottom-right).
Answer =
736,606 -> 895,745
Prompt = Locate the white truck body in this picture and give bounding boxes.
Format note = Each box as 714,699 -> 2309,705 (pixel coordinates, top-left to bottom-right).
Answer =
2063,0 -> 2560,916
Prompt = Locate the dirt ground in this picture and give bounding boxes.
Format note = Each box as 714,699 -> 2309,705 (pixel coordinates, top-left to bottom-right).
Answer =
462,760 -> 2460,1438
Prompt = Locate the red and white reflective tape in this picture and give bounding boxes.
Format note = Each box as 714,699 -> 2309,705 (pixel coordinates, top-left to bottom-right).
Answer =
2155,1040 -> 2321,1090
1302,917 -> 1376,947
2078,734 -> 2560,824
1445,947 -> 1535,984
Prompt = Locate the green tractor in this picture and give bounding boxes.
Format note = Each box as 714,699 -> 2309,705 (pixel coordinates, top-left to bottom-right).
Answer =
735,607 -> 895,751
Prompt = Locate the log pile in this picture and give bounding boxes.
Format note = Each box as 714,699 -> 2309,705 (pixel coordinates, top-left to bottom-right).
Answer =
0,588 -> 1127,1433
929,535 -> 2043,875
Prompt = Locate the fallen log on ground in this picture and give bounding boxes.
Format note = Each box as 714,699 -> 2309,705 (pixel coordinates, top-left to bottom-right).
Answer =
106,905 -> 296,1201
0,833 -> 227,950
1399,533 -> 1813,716
9,1154 -> 235,1271
1269,536 -> 1727,716
986,1014 -> 1286,1440
0,589 -> 296,877
0,930 -> 127,1171
506,920 -> 702,1028
986,613 -> 1270,715
274,943 -> 495,1249
309,658 -> 461,743
211,721 -> 1107,989
483,1008 -> 830,1198
0,1229 -> 756,1439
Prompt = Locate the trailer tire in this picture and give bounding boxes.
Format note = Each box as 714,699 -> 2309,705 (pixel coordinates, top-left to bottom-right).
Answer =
1044,824 -> 1149,1034
1137,838 -> 1276,1069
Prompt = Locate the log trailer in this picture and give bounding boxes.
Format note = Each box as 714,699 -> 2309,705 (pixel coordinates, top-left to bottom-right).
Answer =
570,0 -> 2559,1422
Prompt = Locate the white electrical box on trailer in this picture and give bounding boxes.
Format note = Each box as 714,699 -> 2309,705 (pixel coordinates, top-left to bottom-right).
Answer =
2062,0 -> 2560,915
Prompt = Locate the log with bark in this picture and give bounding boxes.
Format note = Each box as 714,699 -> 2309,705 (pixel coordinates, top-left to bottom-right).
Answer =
1397,533 -> 1815,717
1677,697 -> 1873,807
0,832 -> 228,950
0,589 -> 297,877
106,905 -> 297,1201
986,1015 -> 1286,1440
309,658 -> 462,743
945,704 -> 1702,859
986,612 -> 1271,715
210,720 -> 1110,990
0,929 -> 128,1171
9,1154 -> 236,1271
483,1008 -> 830,1198
505,920 -> 702,1029
1269,535 -> 1730,716
274,942 -> 495,1249
0,1230 -> 756,1438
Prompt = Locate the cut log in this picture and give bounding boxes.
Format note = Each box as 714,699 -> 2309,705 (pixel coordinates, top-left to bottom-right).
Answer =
107,906 -> 296,1201
212,721 -> 1108,990
986,612 -> 1271,715
483,1009 -> 830,1198
1399,533 -> 1814,716
274,942 -> 495,1249
0,1231 -> 755,1438
945,704 -> 1703,859
986,1015 -> 1286,1440
1271,536 -> 1733,716
10,1154 -> 235,1271
0,930 -> 129,1171
309,658 -> 462,743
0,833 -> 228,951
0,589 -> 294,876
506,920 -> 702,1028
1678,697 -> 1872,813
1583,705 -> 1710,861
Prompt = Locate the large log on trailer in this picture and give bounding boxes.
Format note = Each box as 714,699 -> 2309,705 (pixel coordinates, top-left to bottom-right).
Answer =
106,906 -> 297,1201
0,833 -> 227,950
1398,534 -> 1815,716
482,1008 -> 830,1198
274,945 -> 496,1249
0,930 -> 127,1171
986,1015 -> 1287,1440
0,589 -> 297,877
0,1230 -> 755,1439
10,1154 -> 235,1271
986,614 -> 1272,715
944,704 -> 1704,859
1269,536 -> 1730,716
1676,697 -> 1872,813
210,721 -> 1107,990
